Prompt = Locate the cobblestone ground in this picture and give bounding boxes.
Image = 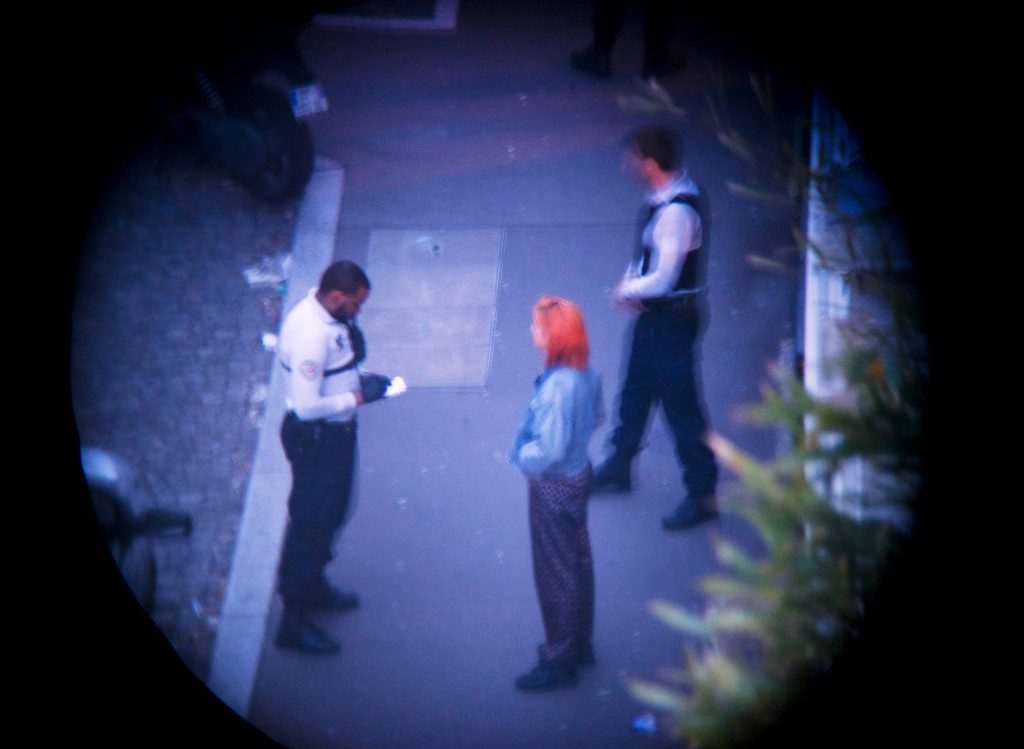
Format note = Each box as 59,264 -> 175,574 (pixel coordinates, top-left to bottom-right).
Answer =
70,139 -> 298,681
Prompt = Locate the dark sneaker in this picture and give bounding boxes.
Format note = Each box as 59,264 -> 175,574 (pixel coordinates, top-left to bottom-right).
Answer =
570,46 -> 612,78
592,459 -> 632,494
515,662 -> 578,691
275,614 -> 341,654
310,586 -> 360,612
661,496 -> 719,530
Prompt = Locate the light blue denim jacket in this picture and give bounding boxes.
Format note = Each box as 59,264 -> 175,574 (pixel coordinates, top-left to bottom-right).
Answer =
510,366 -> 604,479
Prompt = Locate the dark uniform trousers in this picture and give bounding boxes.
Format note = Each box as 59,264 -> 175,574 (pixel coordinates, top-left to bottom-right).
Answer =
278,411 -> 357,613
611,303 -> 718,498
529,467 -> 594,666
590,0 -> 674,72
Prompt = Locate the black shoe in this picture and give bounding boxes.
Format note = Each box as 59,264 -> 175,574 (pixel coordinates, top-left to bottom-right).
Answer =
570,46 -> 612,78
275,614 -> 341,654
592,460 -> 632,494
536,641 -> 596,669
515,662 -> 578,691
309,585 -> 360,612
661,496 -> 719,530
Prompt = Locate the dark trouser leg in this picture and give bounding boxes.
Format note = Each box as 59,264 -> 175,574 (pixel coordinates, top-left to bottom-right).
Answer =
572,0 -> 626,77
641,0 -> 674,73
657,313 -> 718,498
609,316 -> 657,463
592,0 -> 629,52
574,472 -> 595,653
278,417 -> 356,613
529,470 -> 594,666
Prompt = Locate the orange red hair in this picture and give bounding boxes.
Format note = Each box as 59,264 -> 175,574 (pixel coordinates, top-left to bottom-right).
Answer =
534,295 -> 589,370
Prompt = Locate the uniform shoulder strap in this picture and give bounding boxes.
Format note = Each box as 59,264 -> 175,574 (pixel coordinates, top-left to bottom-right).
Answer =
667,191 -> 702,216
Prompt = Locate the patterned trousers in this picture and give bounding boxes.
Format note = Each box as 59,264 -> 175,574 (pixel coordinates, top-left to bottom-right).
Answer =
528,467 -> 594,666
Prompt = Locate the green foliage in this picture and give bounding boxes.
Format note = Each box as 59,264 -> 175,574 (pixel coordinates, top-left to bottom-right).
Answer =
706,71 -> 810,227
629,369 -> 911,747
616,77 -> 688,118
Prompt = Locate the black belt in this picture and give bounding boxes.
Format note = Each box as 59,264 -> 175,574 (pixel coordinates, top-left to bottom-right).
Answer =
280,359 -> 358,378
285,411 -> 357,432
643,294 -> 702,312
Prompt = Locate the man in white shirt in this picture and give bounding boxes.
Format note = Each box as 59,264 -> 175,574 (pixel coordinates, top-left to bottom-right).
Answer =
593,126 -> 719,530
275,260 -> 391,654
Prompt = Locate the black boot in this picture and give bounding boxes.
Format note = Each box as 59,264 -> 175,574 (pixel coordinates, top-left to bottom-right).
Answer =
536,641 -> 596,669
592,455 -> 632,493
662,495 -> 719,530
515,661 -> 578,691
570,45 -> 612,78
576,641 -> 596,668
275,611 -> 341,654
309,584 -> 360,612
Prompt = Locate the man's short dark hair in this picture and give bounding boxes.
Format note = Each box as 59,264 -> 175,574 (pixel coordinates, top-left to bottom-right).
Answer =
319,260 -> 370,295
625,126 -> 683,172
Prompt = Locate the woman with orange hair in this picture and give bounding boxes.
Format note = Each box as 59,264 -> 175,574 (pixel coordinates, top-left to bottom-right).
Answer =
510,295 -> 604,691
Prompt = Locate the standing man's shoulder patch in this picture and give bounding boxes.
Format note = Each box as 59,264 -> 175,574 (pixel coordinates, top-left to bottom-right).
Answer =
300,360 -> 321,380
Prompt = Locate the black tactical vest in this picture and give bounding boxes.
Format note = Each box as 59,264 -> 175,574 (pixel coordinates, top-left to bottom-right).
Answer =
636,190 -> 710,294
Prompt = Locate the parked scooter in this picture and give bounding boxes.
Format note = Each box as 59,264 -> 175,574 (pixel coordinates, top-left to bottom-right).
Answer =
152,12 -> 327,202
80,447 -> 193,614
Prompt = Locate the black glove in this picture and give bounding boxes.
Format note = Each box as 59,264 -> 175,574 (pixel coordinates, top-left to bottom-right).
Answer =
359,373 -> 391,404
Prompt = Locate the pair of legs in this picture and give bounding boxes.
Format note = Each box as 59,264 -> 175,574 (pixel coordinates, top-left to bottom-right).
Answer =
518,468 -> 595,691
276,413 -> 358,653
598,307 -> 718,525
572,0 -> 683,79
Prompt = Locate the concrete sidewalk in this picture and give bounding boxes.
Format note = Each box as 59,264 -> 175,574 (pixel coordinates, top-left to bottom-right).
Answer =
210,2 -> 797,747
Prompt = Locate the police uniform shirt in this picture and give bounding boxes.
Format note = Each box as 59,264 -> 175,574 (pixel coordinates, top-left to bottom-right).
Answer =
279,287 -> 361,423
616,172 -> 702,301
